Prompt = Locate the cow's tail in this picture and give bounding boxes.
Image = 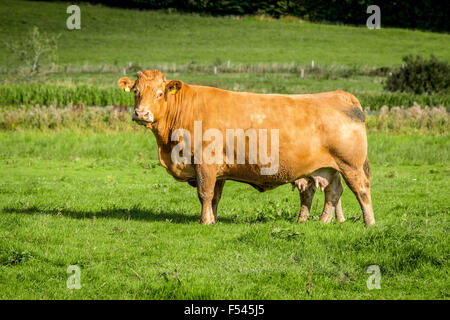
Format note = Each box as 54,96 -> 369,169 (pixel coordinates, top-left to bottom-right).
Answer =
348,92 -> 363,110
340,92 -> 365,123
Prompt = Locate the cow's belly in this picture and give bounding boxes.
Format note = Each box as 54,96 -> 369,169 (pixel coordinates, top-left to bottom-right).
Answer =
216,147 -> 337,191
217,162 -> 303,191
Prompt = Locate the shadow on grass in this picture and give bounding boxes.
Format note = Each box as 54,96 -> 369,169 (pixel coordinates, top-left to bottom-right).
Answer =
2,205 -> 235,224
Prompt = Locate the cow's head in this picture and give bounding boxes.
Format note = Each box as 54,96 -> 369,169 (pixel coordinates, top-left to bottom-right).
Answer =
118,70 -> 182,126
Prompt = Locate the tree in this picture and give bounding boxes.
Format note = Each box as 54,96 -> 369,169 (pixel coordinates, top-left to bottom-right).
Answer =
5,26 -> 60,76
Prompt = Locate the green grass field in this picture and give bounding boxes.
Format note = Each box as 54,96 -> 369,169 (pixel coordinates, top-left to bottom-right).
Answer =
2,0 -> 449,67
0,0 -> 449,108
0,131 -> 448,299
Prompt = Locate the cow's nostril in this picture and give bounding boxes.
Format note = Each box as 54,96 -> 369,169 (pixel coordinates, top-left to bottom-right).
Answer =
132,109 -> 152,123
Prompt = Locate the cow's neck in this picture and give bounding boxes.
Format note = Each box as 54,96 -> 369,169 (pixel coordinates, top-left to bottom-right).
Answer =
154,84 -> 197,145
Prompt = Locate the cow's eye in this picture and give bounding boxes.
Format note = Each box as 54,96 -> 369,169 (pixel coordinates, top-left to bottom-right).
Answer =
133,88 -> 139,94
156,90 -> 163,98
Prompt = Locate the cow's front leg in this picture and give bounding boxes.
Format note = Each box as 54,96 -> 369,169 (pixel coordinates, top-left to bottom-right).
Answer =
335,198 -> 345,223
195,165 -> 217,225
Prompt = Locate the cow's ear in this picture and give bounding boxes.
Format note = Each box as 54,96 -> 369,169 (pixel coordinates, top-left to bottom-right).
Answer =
165,80 -> 182,97
118,77 -> 135,92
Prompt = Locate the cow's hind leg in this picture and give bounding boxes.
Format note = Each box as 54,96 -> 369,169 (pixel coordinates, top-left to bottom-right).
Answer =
297,179 -> 316,222
339,160 -> 375,226
333,173 -> 345,222
195,165 -> 217,225
212,180 -> 225,220
335,198 -> 345,223
320,171 -> 343,223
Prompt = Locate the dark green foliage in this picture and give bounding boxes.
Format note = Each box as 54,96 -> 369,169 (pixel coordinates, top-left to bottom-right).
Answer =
385,55 -> 450,94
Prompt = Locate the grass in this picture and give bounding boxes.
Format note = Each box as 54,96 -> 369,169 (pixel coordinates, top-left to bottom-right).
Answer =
0,0 -> 449,300
1,78 -> 450,110
1,1 -> 449,67
0,1 -> 449,108
0,130 -> 448,299
1,104 -> 448,135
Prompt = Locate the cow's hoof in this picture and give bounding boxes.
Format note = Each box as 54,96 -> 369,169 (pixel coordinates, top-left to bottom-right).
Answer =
297,212 -> 309,222
364,218 -> 376,227
319,213 -> 333,223
200,218 -> 216,225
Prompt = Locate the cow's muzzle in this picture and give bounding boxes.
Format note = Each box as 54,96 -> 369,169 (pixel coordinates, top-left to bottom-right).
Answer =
132,109 -> 153,124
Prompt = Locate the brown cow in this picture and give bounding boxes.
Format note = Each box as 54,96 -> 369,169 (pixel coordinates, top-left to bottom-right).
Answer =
118,70 -> 375,226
